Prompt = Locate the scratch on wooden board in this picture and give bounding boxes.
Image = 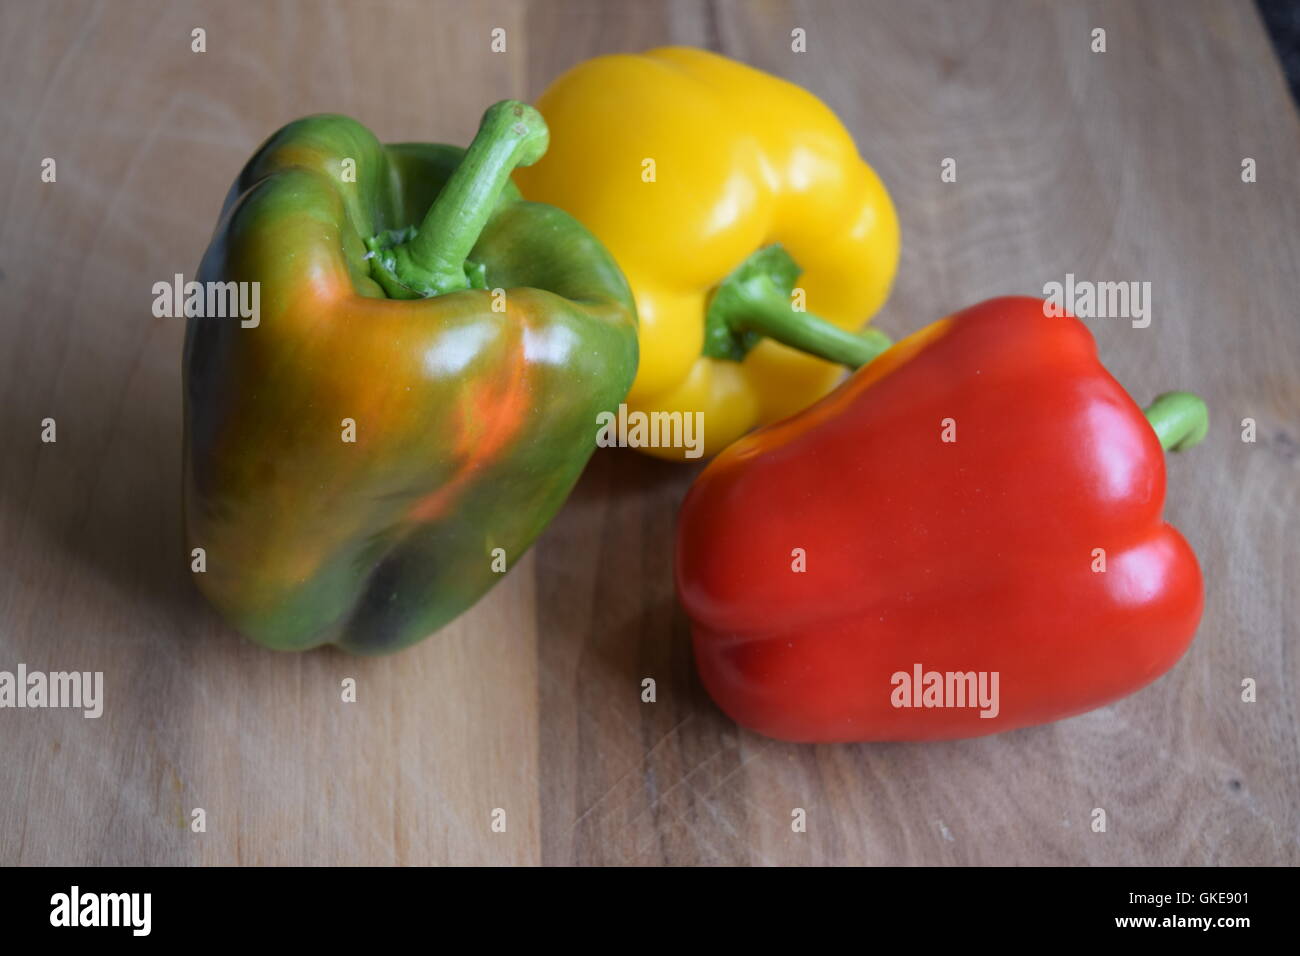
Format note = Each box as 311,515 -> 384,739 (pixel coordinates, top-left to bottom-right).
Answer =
567,715 -> 695,834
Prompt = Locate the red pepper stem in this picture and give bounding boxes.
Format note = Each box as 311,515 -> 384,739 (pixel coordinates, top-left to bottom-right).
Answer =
367,101 -> 548,299
1143,391 -> 1208,452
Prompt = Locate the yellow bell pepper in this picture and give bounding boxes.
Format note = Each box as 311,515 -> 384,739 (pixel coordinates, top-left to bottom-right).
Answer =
515,46 -> 900,460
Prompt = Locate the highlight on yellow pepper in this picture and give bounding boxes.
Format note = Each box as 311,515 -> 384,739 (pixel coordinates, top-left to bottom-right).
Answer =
516,46 -> 901,460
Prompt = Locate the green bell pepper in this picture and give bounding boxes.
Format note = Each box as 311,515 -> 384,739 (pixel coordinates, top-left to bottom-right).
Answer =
183,101 -> 638,654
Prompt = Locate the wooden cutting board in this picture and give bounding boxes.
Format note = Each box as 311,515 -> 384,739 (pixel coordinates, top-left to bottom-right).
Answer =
1,0 -> 1296,865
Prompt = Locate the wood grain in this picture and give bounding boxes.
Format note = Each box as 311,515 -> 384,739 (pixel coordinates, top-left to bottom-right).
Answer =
0,0 -> 1296,866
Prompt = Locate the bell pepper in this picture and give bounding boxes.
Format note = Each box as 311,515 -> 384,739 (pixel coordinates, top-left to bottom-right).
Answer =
676,296 -> 1207,742
184,101 -> 638,654
515,47 -> 900,460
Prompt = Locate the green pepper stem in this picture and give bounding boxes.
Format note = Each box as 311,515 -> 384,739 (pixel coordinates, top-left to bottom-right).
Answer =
368,100 -> 548,299
702,245 -> 891,367
1143,391 -> 1208,452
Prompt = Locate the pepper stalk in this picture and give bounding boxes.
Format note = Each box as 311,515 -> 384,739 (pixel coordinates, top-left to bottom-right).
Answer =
367,100 -> 549,299
703,244 -> 893,367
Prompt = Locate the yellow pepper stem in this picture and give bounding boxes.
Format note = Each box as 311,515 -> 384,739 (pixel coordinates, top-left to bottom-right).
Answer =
703,245 -> 891,368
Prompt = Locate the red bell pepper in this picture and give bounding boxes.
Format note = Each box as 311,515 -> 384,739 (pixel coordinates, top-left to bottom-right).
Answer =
676,296 -> 1206,742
